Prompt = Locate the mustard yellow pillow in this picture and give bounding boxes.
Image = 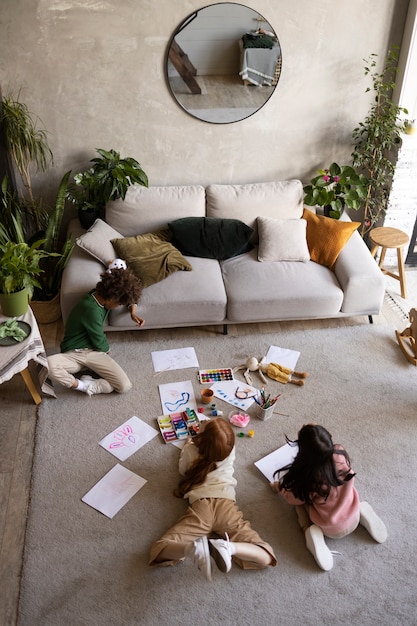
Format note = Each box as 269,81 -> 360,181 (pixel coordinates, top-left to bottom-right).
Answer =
303,209 -> 360,269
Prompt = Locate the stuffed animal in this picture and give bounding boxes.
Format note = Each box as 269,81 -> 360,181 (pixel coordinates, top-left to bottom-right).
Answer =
107,258 -> 127,272
233,356 -> 309,386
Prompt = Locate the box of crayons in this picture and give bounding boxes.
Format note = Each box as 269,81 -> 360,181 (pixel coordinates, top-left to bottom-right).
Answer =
157,408 -> 201,443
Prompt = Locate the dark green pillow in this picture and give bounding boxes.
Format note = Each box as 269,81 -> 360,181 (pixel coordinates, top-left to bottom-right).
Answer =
168,217 -> 254,260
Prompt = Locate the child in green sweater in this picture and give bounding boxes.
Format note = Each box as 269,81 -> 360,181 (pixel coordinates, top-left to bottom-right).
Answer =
48,266 -> 143,396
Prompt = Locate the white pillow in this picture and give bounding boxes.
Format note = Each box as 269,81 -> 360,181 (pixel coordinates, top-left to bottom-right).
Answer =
257,216 -> 310,262
76,219 -> 123,265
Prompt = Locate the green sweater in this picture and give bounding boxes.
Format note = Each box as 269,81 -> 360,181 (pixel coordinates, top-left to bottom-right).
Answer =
60,291 -> 110,353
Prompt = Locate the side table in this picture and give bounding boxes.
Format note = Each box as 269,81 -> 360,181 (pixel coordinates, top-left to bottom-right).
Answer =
0,306 -> 56,404
369,226 -> 410,299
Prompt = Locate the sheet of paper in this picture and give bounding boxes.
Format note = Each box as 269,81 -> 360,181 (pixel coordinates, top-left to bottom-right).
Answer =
159,380 -> 197,414
264,345 -> 300,370
151,347 -> 199,372
211,380 -> 258,411
99,416 -> 159,461
254,443 -> 299,483
82,464 -> 147,519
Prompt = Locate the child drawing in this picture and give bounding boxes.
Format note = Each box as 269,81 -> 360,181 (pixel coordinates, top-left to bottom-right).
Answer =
271,424 -> 387,571
149,418 -> 277,580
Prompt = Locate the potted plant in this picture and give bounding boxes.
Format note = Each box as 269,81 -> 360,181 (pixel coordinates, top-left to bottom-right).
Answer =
0,239 -> 58,317
1,92 -> 75,320
66,148 -> 149,229
303,162 -> 370,219
351,47 -> 410,237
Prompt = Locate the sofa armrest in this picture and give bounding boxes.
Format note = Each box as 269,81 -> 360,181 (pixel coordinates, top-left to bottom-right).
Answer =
334,230 -> 385,314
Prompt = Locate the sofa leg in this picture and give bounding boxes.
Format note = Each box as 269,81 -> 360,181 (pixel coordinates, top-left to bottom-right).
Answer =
368,315 -> 374,324
223,324 -> 228,335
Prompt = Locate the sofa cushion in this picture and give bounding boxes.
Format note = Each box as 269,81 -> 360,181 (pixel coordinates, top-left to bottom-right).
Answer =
257,216 -> 310,262
168,217 -> 254,260
221,248 -> 343,322
111,230 -> 192,288
106,184 -> 206,236
76,219 -> 122,265
206,180 -> 304,238
303,209 -> 360,269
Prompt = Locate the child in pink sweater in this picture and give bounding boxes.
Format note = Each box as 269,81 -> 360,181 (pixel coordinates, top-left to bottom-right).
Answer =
270,424 -> 387,571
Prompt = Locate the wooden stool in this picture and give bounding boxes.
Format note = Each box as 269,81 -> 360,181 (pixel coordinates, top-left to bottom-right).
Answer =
369,226 -> 410,299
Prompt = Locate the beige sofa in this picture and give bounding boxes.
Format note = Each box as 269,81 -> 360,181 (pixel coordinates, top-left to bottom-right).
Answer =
61,180 -> 385,333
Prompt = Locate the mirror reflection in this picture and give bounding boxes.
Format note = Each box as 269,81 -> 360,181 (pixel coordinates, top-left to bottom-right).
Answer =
166,2 -> 282,124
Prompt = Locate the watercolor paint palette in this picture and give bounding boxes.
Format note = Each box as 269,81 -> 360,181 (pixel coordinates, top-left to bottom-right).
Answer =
157,409 -> 201,444
198,368 -> 234,384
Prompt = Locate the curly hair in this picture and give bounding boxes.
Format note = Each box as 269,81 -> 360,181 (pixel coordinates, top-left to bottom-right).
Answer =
95,268 -> 143,306
175,418 -> 235,498
274,424 -> 352,504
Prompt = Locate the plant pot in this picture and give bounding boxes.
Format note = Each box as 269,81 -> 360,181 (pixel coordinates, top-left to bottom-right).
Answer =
78,207 -> 102,230
30,291 -> 61,324
0,288 -> 30,317
324,205 -> 344,219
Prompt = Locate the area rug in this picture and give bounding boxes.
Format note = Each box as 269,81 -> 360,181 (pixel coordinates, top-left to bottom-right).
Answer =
18,325 -> 417,626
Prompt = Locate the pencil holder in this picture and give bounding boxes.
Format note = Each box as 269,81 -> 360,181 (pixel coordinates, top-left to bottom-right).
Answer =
255,403 -> 275,421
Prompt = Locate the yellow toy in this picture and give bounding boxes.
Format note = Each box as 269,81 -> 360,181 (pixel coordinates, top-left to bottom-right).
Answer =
233,356 -> 309,386
396,308 -> 417,366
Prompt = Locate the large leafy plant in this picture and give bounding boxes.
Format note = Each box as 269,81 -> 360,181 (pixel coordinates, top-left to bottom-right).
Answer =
66,148 -> 148,212
0,91 -> 74,299
303,162 -> 370,219
351,47 -> 410,237
0,239 -> 57,298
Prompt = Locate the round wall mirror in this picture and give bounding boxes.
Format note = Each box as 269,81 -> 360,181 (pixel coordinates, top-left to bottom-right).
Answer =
166,2 -> 282,124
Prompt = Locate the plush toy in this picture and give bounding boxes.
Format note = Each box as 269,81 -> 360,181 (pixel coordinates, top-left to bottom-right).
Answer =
233,356 -> 309,386
107,258 -> 127,272
395,308 -> 417,366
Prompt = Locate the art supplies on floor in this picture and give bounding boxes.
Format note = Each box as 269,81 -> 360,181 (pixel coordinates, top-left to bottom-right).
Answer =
157,409 -> 201,443
158,380 -> 197,414
99,416 -> 159,462
81,464 -> 147,519
151,347 -> 199,372
198,368 -> 234,384
254,443 -> 299,483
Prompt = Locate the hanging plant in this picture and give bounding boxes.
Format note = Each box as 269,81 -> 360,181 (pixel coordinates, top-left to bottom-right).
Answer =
351,47 -> 410,238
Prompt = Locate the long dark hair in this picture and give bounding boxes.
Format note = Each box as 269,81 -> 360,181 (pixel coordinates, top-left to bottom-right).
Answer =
274,424 -> 352,504
175,418 -> 235,498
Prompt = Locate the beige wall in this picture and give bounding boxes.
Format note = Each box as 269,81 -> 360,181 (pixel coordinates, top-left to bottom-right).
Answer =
0,0 -> 409,209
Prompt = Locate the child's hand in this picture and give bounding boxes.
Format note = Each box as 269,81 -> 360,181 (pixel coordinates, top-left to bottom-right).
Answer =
129,304 -> 145,327
270,481 -> 281,493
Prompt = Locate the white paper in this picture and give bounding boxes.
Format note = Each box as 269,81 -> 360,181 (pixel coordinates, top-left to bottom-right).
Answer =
211,380 -> 258,411
254,443 -> 299,483
159,380 -> 197,415
82,464 -> 147,519
99,416 -> 159,461
151,347 -> 199,372
264,345 -> 300,370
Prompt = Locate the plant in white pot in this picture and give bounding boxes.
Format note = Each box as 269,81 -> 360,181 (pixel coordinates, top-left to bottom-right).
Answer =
0,238 -> 58,317
66,148 -> 149,229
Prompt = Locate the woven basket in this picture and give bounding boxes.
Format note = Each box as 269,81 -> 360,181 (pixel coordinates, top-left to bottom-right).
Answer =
30,291 -> 61,324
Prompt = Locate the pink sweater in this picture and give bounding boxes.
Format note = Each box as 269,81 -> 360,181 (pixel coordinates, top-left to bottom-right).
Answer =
279,445 -> 360,536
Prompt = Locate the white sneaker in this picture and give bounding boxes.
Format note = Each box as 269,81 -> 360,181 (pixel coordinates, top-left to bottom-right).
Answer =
305,525 -> 334,571
184,536 -> 212,580
81,376 -> 113,397
209,533 -> 232,573
359,502 -> 387,543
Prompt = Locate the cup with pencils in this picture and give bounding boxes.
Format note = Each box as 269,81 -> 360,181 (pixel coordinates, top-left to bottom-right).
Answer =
254,387 -> 281,421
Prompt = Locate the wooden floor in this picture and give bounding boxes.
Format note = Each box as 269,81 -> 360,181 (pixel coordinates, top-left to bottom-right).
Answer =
0,300 -> 409,626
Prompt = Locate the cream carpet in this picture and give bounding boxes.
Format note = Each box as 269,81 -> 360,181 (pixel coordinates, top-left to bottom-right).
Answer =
18,325 -> 416,626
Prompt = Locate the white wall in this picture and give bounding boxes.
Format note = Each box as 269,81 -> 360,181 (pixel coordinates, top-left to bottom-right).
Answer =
0,0 -> 409,212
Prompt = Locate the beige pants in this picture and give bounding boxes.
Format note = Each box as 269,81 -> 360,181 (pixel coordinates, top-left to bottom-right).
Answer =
47,349 -> 132,393
149,497 -> 277,570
